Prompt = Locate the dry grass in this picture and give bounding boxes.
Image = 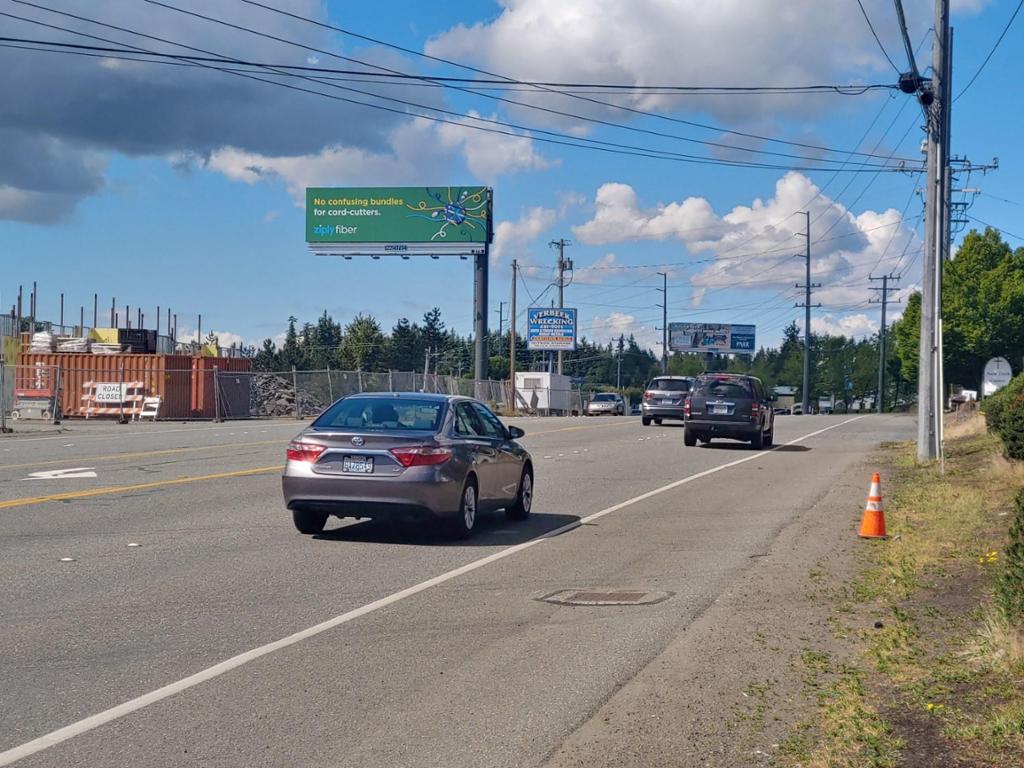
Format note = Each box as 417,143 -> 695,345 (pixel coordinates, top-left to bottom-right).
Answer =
973,613 -> 1024,674
945,409 -> 988,440
781,413 -> 1024,767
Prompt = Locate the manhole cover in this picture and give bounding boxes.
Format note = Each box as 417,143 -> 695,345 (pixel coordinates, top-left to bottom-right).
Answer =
536,589 -> 674,606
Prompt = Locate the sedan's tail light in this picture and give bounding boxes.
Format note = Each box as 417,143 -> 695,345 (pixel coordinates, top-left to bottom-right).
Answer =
286,441 -> 327,462
643,391 -> 654,401
390,446 -> 453,467
683,397 -> 691,417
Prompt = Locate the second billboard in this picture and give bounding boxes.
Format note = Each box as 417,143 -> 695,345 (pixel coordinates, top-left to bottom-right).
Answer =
669,323 -> 756,354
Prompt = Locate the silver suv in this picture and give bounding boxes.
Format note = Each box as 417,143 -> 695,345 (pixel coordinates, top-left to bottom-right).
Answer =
641,376 -> 694,426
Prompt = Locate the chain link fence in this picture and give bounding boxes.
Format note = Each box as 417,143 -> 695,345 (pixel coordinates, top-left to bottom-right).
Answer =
0,361 -> 531,425
216,369 -> 512,420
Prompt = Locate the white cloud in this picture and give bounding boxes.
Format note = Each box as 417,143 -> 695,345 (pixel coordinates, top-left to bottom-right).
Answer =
204,121 -> 447,203
428,0 -> 937,129
492,206 -> 557,264
204,116 -> 550,202
573,182 -> 728,246
571,252 -> 679,284
175,326 -> 251,349
435,110 -> 553,182
951,0 -> 992,14
572,172 -> 921,310
811,313 -> 877,338
584,311 -> 662,353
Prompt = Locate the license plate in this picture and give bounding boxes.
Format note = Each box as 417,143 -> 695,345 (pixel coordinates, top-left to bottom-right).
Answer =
711,405 -> 729,415
660,399 -> 675,405
343,456 -> 374,474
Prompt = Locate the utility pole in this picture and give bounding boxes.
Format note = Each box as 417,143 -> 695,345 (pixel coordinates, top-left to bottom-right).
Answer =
795,211 -> 821,414
550,238 -> 572,375
869,274 -> 900,413
510,260 -> 518,411
656,272 -> 668,373
917,0 -> 949,462
495,301 -> 506,358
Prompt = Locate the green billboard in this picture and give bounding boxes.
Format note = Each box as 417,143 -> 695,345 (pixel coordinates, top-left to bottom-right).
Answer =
306,187 -> 492,252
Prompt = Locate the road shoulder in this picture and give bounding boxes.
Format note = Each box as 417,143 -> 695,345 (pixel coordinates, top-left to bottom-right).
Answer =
543,444 -> 882,767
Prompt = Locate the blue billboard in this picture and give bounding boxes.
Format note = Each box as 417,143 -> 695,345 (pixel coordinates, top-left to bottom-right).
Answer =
527,307 -> 577,351
668,323 -> 756,354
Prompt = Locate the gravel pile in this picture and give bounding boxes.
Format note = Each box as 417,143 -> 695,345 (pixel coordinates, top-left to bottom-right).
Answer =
251,373 -> 325,417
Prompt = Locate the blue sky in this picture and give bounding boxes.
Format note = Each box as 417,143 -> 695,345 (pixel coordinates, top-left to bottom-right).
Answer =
2,0 -> 1021,354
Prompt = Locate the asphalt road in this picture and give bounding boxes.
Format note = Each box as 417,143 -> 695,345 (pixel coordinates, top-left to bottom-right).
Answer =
0,413 -> 915,767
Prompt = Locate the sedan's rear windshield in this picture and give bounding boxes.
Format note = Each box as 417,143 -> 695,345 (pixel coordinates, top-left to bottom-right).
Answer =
592,393 -> 617,401
648,378 -> 691,392
694,378 -> 752,399
313,398 -> 445,431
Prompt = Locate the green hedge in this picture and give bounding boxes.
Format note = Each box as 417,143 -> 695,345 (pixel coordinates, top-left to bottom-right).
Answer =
981,373 -> 1024,460
998,490 -> 1024,627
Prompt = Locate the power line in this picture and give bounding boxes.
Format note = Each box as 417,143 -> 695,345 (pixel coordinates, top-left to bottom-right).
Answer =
234,0 -> 917,163
965,214 -> 1024,243
0,7 -> 916,174
0,36 -> 894,95
857,0 -> 901,73
955,0 -> 1024,99
135,0 -> 914,169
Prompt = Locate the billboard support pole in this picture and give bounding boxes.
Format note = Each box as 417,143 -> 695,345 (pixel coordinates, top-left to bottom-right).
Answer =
474,244 -> 489,384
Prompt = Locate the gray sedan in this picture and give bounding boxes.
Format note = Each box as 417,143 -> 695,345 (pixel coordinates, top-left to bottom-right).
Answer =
282,393 -> 533,539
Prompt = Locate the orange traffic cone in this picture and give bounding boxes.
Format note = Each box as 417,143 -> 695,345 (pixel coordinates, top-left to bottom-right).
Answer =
859,472 -> 887,538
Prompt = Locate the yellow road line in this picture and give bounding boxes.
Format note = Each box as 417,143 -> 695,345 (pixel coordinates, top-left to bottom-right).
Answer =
527,420 -> 638,436
0,466 -> 281,510
2,440 -> 284,472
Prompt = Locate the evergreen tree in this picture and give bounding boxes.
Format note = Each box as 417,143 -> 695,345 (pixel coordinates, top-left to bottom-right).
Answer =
278,316 -> 302,370
340,314 -> 385,371
387,318 -> 422,371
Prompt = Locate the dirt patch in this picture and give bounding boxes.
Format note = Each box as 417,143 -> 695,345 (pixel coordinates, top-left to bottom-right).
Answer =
542,455 -> 886,768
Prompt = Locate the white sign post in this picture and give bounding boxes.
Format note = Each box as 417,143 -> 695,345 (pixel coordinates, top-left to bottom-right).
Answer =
982,357 -> 1013,397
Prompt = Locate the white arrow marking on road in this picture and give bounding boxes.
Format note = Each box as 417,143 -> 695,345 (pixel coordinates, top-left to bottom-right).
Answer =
26,467 -> 98,480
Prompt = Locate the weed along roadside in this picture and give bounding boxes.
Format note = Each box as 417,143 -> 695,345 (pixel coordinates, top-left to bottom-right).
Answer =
781,414 -> 1024,768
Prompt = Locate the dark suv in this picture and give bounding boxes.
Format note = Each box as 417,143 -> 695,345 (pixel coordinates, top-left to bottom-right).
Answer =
683,373 -> 775,449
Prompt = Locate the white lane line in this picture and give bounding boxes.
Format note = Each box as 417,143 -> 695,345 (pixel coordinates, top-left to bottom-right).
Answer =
0,415 -> 866,766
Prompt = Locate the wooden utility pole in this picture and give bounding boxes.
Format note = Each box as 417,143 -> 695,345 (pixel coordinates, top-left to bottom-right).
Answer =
510,259 -> 518,412
795,211 -> 821,414
870,274 -> 900,413
549,238 -> 572,374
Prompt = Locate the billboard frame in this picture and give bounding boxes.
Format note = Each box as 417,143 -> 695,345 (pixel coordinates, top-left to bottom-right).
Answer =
305,186 -> 494,379
668,322 -> 756,355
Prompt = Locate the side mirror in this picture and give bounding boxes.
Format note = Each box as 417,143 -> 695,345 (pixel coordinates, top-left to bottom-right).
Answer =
507,425 -> 526,439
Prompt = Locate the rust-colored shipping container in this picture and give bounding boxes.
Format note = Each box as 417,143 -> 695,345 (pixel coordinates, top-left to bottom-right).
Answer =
189,356 -> 253,419
15,353 -> 251,419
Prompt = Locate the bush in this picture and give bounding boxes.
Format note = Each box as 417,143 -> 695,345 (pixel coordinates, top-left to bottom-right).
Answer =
982,373 -> 1024,460
998,490 -> 1024,627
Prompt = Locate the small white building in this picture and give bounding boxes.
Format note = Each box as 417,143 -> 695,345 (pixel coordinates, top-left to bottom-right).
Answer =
514,372 -> 573,415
